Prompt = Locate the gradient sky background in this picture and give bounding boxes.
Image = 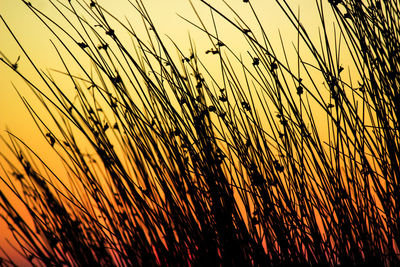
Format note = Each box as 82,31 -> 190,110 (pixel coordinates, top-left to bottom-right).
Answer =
0,0 -> 322,154
0,0 -> 333,263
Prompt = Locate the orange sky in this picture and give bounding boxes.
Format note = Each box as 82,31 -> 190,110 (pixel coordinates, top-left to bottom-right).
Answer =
0,0 -> 327,167
0,0 -> 342,263
0,0 -> 329,154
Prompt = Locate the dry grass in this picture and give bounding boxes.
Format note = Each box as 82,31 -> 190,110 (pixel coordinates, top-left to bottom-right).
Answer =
0,0 -> 399,266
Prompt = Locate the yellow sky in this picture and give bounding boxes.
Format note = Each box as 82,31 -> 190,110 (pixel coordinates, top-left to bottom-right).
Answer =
0,0 -> 339,263
0,0 -> 324,147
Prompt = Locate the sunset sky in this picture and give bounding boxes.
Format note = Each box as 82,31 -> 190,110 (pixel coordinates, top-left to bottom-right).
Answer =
0,0 -> 325,154
0,0 -> 336,263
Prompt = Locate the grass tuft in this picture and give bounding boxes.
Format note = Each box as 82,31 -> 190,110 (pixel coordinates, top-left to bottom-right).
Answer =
0,0 -> 399,266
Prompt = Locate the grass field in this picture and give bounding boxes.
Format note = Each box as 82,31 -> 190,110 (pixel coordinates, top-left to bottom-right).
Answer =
0,0 -> 399,266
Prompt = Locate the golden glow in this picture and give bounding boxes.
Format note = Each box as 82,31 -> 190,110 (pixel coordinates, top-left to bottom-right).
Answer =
0,0 -> 358,264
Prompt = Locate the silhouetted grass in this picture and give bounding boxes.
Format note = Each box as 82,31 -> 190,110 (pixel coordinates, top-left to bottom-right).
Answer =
0,0 -> 399,266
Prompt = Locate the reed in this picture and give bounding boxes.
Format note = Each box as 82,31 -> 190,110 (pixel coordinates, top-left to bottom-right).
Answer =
0,0 -> 399,266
